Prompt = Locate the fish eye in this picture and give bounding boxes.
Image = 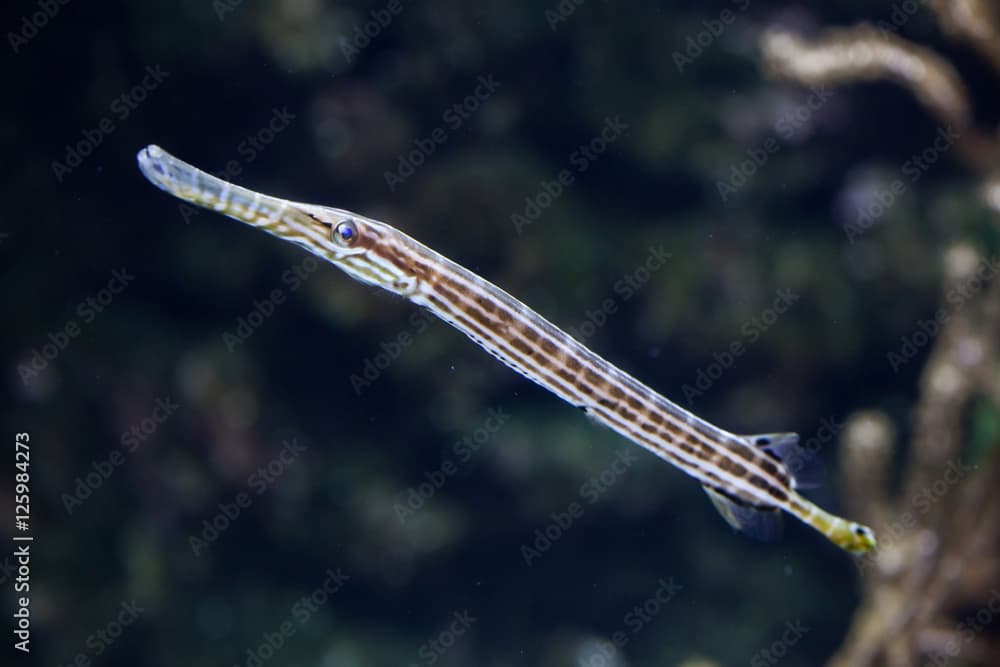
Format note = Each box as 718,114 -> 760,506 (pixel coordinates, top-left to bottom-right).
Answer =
333,219 -> 358,246
853,525 -> 867,536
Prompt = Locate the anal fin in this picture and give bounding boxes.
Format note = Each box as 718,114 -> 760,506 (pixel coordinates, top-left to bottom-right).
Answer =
702,485 -> 783,542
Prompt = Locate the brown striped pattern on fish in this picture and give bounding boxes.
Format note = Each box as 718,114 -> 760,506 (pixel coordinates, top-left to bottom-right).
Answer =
136,144 -> 876,554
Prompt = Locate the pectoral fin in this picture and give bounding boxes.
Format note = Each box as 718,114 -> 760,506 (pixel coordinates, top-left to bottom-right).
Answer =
702,485 -> 783,542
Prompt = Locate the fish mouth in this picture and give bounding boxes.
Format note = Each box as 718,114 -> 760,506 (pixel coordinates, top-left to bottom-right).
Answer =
136,144 -> 175,192
136,144 -> 213,205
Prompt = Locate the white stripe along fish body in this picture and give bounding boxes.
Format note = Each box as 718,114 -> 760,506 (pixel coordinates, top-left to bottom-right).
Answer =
137,145 -> 876,554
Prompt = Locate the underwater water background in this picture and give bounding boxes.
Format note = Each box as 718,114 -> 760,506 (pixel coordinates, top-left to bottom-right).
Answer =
3,0 -> 1000,665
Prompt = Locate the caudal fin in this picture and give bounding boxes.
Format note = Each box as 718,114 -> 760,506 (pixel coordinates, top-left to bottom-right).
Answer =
740,431 -> 825,490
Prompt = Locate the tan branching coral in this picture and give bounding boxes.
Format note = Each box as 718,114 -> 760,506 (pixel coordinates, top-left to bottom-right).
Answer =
759,12 -> 1000,667
831,245 -> 1000,667
930,0 -> 1000,75
762,21 -> 1000,174
984,176 -> 1000,215
762,26 -> 972,130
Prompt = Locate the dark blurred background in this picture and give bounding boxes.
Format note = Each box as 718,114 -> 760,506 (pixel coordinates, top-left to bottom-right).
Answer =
2,1 -> 998,665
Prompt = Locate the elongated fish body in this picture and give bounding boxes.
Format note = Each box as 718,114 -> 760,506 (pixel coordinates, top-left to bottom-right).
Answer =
137,145 -> 876,554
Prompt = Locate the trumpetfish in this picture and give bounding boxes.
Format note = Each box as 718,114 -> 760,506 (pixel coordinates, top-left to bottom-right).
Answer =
137,144 -> 876,554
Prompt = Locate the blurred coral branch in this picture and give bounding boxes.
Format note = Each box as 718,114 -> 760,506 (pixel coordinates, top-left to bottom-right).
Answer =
761,26 -> 971,130
762,23 -> 1000,177
984,175 -> 1000,215
832,246 -> 1000,667
929,0 -> 1000,76
759,14 -> 1000,667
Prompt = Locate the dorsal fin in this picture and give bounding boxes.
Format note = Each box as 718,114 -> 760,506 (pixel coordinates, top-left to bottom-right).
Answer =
702,485 -> 783,542
741,432 -> 824,490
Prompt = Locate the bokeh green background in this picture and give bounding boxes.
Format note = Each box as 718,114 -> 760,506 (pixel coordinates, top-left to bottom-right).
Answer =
3,1 -> 997,665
